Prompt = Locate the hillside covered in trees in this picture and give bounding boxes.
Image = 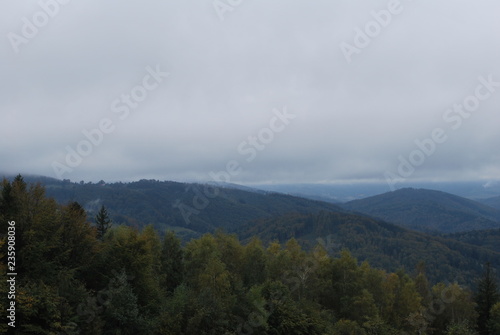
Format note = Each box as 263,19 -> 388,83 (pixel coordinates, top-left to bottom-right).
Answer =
341,188 -> 500,233
1,176 -> 500,334
6,175 -> 500,288
11,175 -> 346,240
234,211 -> 500,286
480,196 -> 500,211
444,229 -> 500,254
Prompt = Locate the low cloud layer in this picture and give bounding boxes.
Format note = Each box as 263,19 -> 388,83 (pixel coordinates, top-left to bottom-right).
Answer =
1,0 -> 499,184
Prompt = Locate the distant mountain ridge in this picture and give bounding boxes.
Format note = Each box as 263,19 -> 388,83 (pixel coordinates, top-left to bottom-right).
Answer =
341,188 -> 500,233
3,174 -> 500,286
3,175 -> 346,240
4,175 -> 500,235
251,181 -> 500,202
479,195 -> 500,210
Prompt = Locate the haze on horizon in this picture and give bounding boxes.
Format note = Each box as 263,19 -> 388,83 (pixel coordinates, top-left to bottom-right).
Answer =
1,1 -> 500,185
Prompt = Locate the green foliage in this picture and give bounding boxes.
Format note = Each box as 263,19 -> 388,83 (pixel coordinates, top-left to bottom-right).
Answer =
430,283 -> 478,333
381,271 -> 422,329
236,211 -> 500,287
95,204 -> 112,240
33,177 -> 344,235
332,319 -> 367,335
241,237 -> 268,287
445,320 -> 478,335
489,302 -> 500,334
330,250 -> 364,317
476,263 -> 500,335
101,270 -> 145,334
161,230 -> 184,293
7,176 -> 500,287
1,176 -> 495,334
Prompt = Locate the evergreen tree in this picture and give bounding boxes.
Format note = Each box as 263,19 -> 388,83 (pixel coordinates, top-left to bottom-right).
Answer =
102,270 -> 144,334
13,173 -> 26,191
95,205 -> 112,240
0,179 -> 14,220
415,261 -> 432,306
160,231 -> 184,293
476,263 -> 499,335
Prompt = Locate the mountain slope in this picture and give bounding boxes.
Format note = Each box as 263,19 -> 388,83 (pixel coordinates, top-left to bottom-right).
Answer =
479,195 -> 500,210
445,228 -> 500,253
14,177 -> 346,240
4,175 -> 500,287
234,211 -> 500,286
341,188 -> 500,233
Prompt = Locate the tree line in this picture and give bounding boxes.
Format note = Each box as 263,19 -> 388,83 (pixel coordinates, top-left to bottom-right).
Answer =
1,175 -> 499,334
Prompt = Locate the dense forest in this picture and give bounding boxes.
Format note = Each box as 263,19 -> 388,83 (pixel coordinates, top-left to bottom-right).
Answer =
341,188 -> 500,234
445,229 -> 500,254
5,176 -> 500,288
234,212 -> 500,287
1,176 -> 500,334
480,196 -> 500,211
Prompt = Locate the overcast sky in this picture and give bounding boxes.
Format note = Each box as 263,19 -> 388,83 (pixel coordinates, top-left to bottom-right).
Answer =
1,0 -> 499,184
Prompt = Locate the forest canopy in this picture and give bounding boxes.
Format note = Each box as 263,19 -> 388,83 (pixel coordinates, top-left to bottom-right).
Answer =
1,176 -> 499,334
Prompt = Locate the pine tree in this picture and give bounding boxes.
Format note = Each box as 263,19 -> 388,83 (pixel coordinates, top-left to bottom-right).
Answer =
476,262 -> 500,335
13,174 -> 26,191
160,231 -> 184,293
0,179 -> 14,220
95,205 -> 112,240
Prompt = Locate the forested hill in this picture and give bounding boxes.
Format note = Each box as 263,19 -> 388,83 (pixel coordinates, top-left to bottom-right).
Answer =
6,175 -> 346,239
341,188 -> 500,233
445,228 -> 500,254
480,195 -> 500,210
234,211 -> 500,286
4,175 -> 500,286
2,176 -> 499,334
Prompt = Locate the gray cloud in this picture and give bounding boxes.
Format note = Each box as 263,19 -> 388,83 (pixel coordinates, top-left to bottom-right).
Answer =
1,0 -> 499,184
